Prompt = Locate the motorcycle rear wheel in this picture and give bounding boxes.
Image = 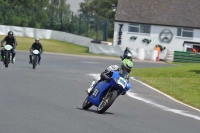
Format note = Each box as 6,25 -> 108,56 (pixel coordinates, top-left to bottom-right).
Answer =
82,96 -> 93,110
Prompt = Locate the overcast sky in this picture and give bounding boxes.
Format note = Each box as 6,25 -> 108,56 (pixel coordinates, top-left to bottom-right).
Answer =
67,0 -> 84,13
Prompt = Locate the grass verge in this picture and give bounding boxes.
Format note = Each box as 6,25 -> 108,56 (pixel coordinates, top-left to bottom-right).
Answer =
131,63 -> 200,109
0,35 -> 117,58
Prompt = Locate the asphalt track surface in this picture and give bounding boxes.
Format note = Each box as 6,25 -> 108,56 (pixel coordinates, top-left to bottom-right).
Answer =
0,52 -> 199,133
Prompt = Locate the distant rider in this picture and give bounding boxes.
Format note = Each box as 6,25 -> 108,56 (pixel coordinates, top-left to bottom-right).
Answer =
29,38 -> 44,65
121,47 -> 132,61
1,31 -> 18,63
87,59 -> 134,95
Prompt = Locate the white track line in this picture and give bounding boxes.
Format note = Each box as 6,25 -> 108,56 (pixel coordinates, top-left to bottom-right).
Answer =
130,77 -> 200,112
87,73 -> 100,80
127,92 -> 200,121
82,62 -> 100,64
87,73 -> 200,121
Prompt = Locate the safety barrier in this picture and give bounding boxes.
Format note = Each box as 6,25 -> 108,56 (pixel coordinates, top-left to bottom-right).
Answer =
173,51 -> 200,63
0,25 -> 159,61
0,25 -> 93,47
89,43 -> 158,61
165,50 -> 174,62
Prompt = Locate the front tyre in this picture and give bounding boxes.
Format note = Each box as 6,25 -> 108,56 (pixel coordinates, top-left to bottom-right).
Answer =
97,90 -> 118,114
4,52 -> 9,68
32,55 -> 37,69
82,96 -> 93,110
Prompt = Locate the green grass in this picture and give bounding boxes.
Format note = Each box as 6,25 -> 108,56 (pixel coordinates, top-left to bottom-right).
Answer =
0,35 -> 117,58
131,63 -> 200,109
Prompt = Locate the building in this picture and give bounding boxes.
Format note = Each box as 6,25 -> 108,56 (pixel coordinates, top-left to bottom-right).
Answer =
113,0 -> 200,59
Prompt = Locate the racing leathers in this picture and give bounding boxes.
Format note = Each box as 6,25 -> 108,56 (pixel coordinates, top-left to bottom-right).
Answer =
87,65 -> 119,94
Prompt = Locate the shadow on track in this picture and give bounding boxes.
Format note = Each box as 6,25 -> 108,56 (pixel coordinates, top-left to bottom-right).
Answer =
76,108 -> 114,115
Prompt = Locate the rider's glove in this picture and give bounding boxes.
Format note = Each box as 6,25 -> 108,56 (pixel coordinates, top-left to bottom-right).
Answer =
105,77 -> 111,82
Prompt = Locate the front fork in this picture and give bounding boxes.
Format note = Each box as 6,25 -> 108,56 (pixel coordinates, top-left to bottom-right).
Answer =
102,86 -> 114,103
4,51 -> 10,60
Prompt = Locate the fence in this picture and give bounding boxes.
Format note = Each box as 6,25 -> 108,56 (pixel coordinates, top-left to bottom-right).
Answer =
70,13 -> 109,41
0,3 -> 109,41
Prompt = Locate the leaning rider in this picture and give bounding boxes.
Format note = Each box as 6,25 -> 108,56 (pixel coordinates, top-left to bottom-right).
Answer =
1,31 -> 18,63
29,38 -> 44,65
87,59 -> 134,95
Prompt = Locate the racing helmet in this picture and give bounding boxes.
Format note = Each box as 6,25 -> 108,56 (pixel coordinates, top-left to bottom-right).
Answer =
8,31 -> 13,36
35,38 -> 39,43
119,59 -> 134,77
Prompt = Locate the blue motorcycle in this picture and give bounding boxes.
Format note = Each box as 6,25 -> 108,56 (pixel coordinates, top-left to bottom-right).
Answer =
82,71 -> 131,114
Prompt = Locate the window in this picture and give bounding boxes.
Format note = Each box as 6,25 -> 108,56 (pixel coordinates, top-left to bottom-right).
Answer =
177,28 -> 193,38
128,23 -> 151,34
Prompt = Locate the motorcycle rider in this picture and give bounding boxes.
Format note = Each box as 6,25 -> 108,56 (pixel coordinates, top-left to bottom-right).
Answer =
87,59 -> 134,95
1,31 -> 18,63
121,47 -> 132,61
29,38 -> 44,65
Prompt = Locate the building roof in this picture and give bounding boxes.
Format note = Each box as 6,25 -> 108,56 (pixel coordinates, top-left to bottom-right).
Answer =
115,0 -> 200,28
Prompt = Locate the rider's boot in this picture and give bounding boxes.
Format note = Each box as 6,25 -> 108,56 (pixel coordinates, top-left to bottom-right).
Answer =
11,56 -> 14,64
87,79 -> 96,95
29,55 -> 32,64
38,58 -> 41,65
1,56 -> 4,62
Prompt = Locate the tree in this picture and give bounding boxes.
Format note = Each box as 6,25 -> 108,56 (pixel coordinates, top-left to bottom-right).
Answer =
78,0 -> 118,38
0,0 -> 51,28
46,0 -> 71,30
58,0 -> 71,31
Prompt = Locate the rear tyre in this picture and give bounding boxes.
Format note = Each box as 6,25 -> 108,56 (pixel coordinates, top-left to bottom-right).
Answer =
82,96 -> 93,110
97,90 -> 117,114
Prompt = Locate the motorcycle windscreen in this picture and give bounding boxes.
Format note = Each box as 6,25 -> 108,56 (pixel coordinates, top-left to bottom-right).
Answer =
112,71 -> 131,93
88,81 -> 111,106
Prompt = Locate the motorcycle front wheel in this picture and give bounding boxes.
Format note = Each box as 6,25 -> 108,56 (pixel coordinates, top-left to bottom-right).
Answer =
32,55 -> 37,69
97,90 -> 117,114
4,52 -> 9,68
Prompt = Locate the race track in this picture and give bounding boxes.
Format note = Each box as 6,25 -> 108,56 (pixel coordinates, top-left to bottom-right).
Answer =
0,52 -> 199,133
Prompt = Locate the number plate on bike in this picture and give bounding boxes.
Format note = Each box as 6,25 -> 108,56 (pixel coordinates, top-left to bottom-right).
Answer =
117,77 -> 127,88
4,45 -> 12,50
33,50 -> 40,54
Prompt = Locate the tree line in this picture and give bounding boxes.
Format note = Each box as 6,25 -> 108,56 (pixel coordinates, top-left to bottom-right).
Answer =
0,0 -> 70,31
0,0 -> 117,39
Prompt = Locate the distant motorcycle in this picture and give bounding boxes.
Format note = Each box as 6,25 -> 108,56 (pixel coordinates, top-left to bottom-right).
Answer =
82,71 -> 131,114
31,50 -> 40,69
120,48 -> 132,61
2,44 -> 15,68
